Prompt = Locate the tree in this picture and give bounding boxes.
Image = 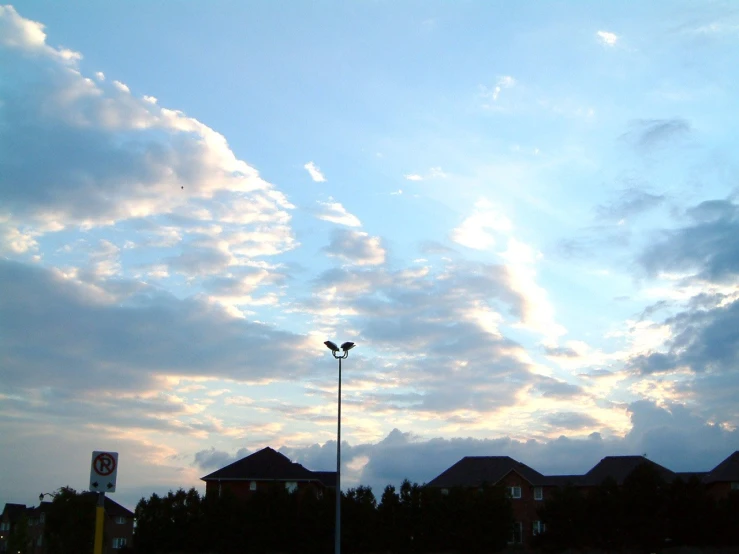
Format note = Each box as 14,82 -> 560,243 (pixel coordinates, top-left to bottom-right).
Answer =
44,487 -> 96,554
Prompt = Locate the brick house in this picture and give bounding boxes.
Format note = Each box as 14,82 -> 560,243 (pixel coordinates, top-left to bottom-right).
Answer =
1,494 -> 133,554
426,450 -> 739,548
201,446 -> 336,500
426,456 -> 551,546
703,451 -> 739,499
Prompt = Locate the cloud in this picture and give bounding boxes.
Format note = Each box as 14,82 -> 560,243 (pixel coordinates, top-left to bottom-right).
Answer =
596,30 -> 618,46
314,199 -> 362,227
404,168 -> 446,181
624,118 -> 691,151
202,401 -> 739,492
490,75 -> 516,101
304,161 -> 326,182
0,259 -> 316,394
451,198 -> 512,250
597,188 -> 666,221
0,6 -> 294,259
641,200 -> 739,282
404,174 -> 423,181
323,229 -> 386,265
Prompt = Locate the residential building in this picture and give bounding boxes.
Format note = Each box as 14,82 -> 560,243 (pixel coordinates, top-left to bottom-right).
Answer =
201,446 -> 337,500
426,450 -> 739,548
0,494 -> 133,554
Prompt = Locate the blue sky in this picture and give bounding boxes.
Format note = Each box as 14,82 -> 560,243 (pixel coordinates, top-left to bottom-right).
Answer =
2,1 -> 739,510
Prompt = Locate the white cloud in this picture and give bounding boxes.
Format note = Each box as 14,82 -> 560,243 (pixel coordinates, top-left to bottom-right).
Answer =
323,229 -> 386,265
597,30 -> 618,46
491,75 -> 517,101
94,71 -> 105,81
314,199 -> 362,227
304,161 -> 326,182
0,6 -> 297,270
451,198 -> 513,250
404,167 -> 447,181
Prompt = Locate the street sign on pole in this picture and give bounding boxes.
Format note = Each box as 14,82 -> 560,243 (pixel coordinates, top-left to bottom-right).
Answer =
89,451 -> 118,493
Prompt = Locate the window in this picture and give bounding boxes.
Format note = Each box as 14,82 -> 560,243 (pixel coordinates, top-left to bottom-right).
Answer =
250,481 -> 257,491
508,522 -> 523,544
0,522 -> 9,531
507,486 -> 522,499
441,488 -> 449,496
731,482 -> 739,491
112,538 -> 127,549
285,481 -> 298,493
114,516 -> 126,524
533,521 -> 546,536
534,487 -> 543,500
37,535 -> 43,546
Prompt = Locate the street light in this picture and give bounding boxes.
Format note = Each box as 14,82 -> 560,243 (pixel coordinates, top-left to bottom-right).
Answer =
324,340 -> 355,554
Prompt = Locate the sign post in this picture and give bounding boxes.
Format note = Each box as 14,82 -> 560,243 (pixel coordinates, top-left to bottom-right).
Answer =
89,451 -> 118,554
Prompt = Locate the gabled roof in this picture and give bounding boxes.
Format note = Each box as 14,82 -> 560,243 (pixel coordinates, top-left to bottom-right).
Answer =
201,446 -> 320,482
704,451 -> 739,484
427,456 -> 547,488
583,456 -> 675,486
78,493 -> 134,517
313,471 -> 338,488
675,471 -> 709,482
1,503 -> 27,522
542,474 -> 583,487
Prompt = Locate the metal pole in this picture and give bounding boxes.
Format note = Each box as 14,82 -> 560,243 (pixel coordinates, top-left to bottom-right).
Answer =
335,355 -> 342,554
93,491 -> 105,554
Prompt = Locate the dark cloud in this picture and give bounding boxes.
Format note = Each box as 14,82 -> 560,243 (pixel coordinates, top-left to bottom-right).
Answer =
641,200 -> 739,282
596,188 -> 666,221
630,296 -> 739,376
623,118 -> 691,151
323,229 -> 386,265
0,259 -> 315,394
543,412 -> 599,429
194,447 -> 251,471
543,345 -> 580,358
201,402 -> 739,493
534,378 -> 585,399
299,261 -> 533,414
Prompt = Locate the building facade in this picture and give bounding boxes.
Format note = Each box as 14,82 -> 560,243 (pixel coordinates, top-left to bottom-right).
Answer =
1,494 -> 133,554
201,446 -> 336,500
427,450 -> 739,548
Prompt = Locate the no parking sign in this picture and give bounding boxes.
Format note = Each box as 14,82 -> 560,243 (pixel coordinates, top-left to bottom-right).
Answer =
89,451 -> 118,493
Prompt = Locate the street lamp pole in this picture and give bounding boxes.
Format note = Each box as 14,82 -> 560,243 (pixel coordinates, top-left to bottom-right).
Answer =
324,340 -> 355,554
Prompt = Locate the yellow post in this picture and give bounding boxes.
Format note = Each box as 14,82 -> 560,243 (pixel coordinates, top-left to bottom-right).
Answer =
93,492 -> 105,554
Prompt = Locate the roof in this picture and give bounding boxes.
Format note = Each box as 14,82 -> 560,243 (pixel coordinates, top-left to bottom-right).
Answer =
201,446 -> 322,482
1,503 -> 27,522
675,471 -> 709,482
704,451 -> 739,484
542,474 -> 583,487
426,456 -> 547,488
583,456 -> 675,486
78,493 -> 134,517
313,471 -> 338,488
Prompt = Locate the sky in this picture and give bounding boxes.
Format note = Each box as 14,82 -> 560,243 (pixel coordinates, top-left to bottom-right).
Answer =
2,1 -> 739,511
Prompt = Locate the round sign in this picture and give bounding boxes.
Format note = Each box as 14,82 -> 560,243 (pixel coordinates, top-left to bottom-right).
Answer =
93,452 -> 117,476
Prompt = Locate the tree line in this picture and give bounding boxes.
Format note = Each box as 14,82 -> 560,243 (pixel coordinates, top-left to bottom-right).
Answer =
536,463 -> 739,552
134,480 -> 512,554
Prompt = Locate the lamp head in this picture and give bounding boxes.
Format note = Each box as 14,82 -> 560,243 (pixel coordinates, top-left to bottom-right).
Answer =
341,342 -> 355,352
324,340 -> 339,353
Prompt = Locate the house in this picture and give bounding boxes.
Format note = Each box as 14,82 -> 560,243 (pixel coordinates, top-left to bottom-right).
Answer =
201,446 -> 337,500
425,451 -> 739,548
0,503 -> 26,553
703,451 -> 739,499
0,494 -> 133,554
426,456 -> 551,546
